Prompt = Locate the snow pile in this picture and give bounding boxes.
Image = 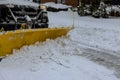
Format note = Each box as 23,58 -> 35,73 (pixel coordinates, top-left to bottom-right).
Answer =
0,37 -> 119,80
43,2 -> 71,9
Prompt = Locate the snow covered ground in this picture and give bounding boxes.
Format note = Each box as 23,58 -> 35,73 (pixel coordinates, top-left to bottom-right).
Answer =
43,2 -> 71,9
49,10 -> 120,54
0,4 -> 120,80
0,38 -> 119,80
0,0 -> 39,7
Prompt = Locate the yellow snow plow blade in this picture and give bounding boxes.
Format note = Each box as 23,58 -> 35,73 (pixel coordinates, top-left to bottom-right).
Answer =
0,27 -> 73,56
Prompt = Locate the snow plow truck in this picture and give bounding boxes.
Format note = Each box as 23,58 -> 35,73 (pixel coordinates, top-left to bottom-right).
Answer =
0,0 -> 73,57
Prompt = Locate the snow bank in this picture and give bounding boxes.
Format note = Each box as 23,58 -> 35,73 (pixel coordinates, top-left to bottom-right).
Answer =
0,37 -> 119,80
43,2 -> 71,9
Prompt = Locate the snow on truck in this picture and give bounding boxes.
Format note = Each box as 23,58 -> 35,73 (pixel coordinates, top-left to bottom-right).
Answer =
0,0 -> 72,57
0,0 -> 49,30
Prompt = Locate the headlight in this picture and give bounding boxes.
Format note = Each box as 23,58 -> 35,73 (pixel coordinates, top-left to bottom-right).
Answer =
40,5 -> 46,10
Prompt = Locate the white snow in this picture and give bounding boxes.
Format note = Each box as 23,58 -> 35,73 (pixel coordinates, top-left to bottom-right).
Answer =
48,11 -> 120,53
106,5 -> 120,13
0,38 -> 119,80
0,0 -> 39,7
0,3 -> 120,80
43,2 -> 71,9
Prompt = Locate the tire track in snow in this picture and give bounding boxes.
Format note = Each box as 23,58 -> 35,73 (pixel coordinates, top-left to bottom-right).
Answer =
72,40 -> 120,78
82,48 -> 120,78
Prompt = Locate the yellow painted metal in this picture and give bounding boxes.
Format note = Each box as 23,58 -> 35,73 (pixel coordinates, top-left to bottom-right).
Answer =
0,27 -> 73,56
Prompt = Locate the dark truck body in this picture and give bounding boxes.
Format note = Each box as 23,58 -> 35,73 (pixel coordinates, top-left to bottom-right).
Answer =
0,0 -> 49,31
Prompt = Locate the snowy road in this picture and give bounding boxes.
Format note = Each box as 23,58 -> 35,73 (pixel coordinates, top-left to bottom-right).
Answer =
79,46 -> 120,78
0,8 -> 120,80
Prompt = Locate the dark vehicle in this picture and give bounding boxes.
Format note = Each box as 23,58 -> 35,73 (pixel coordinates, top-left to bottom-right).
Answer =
0,0 -> 49,31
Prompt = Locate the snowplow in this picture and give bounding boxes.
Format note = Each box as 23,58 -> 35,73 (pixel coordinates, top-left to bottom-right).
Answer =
0,27 -> 73,57
0,0 -> 73,57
